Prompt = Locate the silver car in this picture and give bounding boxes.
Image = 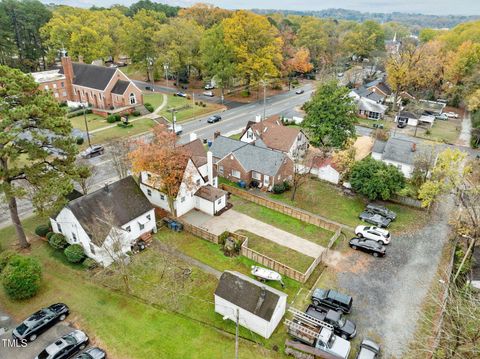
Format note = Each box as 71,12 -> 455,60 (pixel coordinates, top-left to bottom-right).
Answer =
356,338 -> 380,358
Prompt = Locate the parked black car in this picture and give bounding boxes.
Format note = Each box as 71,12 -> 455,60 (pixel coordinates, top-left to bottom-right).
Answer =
35,330 -> 89,359
349,237 -> 386,257
13,303 -> 70,342
306,305 -> 357,339
356,338 -> 380,359
311,288 -> 353,314
358,211 -> 391,228
366,203 -> 396,220
74,347 -> 107,359
207,115 -> 222,123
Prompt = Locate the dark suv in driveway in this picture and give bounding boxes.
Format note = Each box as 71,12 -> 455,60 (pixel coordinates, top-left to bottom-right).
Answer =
13,303 -> 70,342
311,288 -> 353,314
366,203 -> 396,220
306,305 -> 357,339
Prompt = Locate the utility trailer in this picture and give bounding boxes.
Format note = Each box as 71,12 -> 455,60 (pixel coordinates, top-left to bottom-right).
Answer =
284,307 -> 351,359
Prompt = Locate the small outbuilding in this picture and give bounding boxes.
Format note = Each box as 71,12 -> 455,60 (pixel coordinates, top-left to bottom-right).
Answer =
214,271 -> 287,339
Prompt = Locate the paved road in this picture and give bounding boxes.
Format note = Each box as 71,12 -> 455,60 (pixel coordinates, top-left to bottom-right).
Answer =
0,84 -> 315,228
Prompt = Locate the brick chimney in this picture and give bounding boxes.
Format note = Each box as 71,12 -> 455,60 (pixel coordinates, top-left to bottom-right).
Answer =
61,53 -> 74,101
411,143 -> 417,152
214,131 -> 221,139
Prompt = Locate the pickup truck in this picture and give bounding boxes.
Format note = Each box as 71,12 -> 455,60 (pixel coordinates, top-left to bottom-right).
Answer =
306,305 -> 356,339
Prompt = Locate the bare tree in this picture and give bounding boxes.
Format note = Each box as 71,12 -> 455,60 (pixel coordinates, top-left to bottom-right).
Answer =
109,138 -> 132,180
75,160 -> 96,195
290,150 -> 317,201
411,144 -> 437,188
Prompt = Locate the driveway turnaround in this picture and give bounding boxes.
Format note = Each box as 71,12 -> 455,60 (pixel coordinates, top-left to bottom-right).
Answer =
182,209 -> 326,259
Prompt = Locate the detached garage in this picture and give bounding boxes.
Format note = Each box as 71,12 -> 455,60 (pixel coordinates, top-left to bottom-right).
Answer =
194,185 -> 228,216
214,271 -> 287,339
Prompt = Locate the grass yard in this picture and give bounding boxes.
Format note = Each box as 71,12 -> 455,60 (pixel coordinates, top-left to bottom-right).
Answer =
423,119 -> 461,144
229,132 -> 242,140
159,94 -> 223,123
269,178 -> 427,233
229,195 -> 334,246
88,118 -> 155,145
70,113 -> 110,132
355,117 -> 393,130
143,92 -> 165,110
236,230 -> 314,273
0,218 -> 280,359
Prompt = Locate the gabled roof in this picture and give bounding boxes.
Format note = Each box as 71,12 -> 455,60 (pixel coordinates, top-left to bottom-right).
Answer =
195,185 -> 227,202
215,271 -> 286,321
60,62 -> 117,90
366,77 -> 392,96
63,176 -> 152,239
181,138 -> 207,167
357,98 -> 387,114
111,80 -> 130,95
210,136 -> 247,159
373,137 -> 428,165
354,87 -> 385,102
398,111 -> 420,119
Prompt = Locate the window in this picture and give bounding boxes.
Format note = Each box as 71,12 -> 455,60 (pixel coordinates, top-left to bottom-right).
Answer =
196,179 -> 201,186
181,196 -> 186,203
129,93 -> 136,105
45,85 -> 49,90
139,222 -> 145,230
247,129 -> 254,139
252,171 -> 261,180
160,194 -> 165,200
146,214 -> 151,221
89,243 -> 95,254
61,82 -> 64,88
147,173 -> 152,179
125,226 -> 131,232
62,91 -> 67,97
218,165 -> 224,175
147,189 -> 152,196
72,232 -> 77,241
57,223 -> 62,233
264,176 -> 270,185
53,83 -> 57,89
217,199 -> 222,205
232,170 -> 240,178
54,93 -> 59,98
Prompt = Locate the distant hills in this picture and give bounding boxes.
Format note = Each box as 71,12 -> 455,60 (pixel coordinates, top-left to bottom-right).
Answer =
253,8 -> 480,29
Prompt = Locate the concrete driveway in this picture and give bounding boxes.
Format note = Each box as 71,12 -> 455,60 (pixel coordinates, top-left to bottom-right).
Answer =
0,321 -> 74,359
182,209 -> 326,259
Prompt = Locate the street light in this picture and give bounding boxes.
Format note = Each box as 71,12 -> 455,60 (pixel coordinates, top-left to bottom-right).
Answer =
223,308 -> 239,359
261,73 -> 271,121
164,63 -> 169,88
82,103 -> 91,147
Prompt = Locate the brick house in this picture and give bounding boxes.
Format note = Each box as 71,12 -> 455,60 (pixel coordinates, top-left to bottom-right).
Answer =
32,54 -> 143,116
239,116 -> 308,159
210,136 -> 293,190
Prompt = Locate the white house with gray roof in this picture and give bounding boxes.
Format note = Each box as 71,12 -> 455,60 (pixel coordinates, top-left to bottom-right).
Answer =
50,176 -> 156,266
210,136 -> 294,190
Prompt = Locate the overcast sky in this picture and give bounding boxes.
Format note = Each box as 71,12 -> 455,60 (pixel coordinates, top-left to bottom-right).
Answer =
46,0 -> 480,16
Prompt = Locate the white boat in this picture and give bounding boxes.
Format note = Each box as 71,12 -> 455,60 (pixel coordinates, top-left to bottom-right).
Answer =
251,266 -> 285,287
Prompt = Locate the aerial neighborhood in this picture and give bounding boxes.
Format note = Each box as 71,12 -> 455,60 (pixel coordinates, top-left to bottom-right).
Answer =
0,1 -> 479,359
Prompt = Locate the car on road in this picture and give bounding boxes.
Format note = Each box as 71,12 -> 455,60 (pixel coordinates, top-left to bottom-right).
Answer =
295,89 -> 304,94
207,115 -> 222,123
168,124 -> 183,135
349,237 -> 386,257
73,347 -> 107,359
306,305 -> 357,339
80,145 -> 104,159
365,203 -> 396,220
145,86 -> 153,91
358,211 -> 391,228
204,84 -> 214,90
174,92 -> 187,98
13,303 -> 70,342
311,288 -> 353,314
35,330 -> 89,359
356,338 -> 380,359
203,90 -> 214,97
435,113 -> 449,120
355,225 -> 391,245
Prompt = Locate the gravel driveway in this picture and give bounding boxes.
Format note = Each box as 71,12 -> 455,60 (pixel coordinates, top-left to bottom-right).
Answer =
329,196 -> 453,358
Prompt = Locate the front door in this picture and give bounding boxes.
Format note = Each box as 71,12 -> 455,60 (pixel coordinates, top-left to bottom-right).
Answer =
263,175 -> 269,187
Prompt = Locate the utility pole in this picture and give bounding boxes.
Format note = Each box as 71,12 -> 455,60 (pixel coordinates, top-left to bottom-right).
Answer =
263,80 -> 267,121
192,92 -> 195,121
164,63 -> 169,88
83,104 -> 91,147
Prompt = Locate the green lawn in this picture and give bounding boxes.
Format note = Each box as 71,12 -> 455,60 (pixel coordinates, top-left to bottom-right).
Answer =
423,119 -> 461,143
229,133 -> 242,140
236,230 -> 314,273
0,218 -> 281,359
70,113 -> 110,132
229,195 -> 333,246
355,117 -> 393,130
88,118 -> 155,145
159,95 -> 223,123
143,92 -> 165,110
269,178 -> 427,233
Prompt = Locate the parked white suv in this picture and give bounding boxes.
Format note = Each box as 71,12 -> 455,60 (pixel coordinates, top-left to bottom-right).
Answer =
355,226 -> 391,245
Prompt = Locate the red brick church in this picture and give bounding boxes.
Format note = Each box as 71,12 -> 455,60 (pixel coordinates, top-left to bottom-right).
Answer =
31,53 -> 143,116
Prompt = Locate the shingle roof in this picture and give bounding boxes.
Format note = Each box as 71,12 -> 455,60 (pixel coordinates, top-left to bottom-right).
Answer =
355,87 -> 385,102
249,121 -> 301,153
64,176 -> 152,240
111,80 -> 130,95
357,98 -> 387,114
181,138 -> 207,167
60,62 -> 117,90
233,144 -> 287,176
366,78 -> 392,96
195,185 -> 227,202
398,111 -> 420,119
372,140 -> 387,154
215,271 -> 286,321
374,137 -> 427,165
210,136 -> 247,159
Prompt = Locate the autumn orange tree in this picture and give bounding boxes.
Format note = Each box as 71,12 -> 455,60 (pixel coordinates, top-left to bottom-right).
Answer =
129,125 -> 190,216
286,48 -> 314,75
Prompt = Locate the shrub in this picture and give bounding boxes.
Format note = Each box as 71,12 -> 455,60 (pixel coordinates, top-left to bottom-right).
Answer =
35,224 -> 51,237
144,103 -> 154,113
49,233 -> 68,250
0,250 -> 17,273
82,258 -> 98,270
272,183 -> 286,194
76,136 -> 84,145
114,114 -> 121,122
283,181 -> 291,191
46,232 -> 55,240
132,110 -> 141,117
64,244 -> 85,263
218,231 -> 229,245
240,89 -> 250,97
106,115 -> 116,123
1,255 -> 42,300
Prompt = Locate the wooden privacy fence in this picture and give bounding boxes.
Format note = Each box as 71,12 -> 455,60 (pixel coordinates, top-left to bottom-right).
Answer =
175,218 -> 219,244
220,183 -> 343,232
